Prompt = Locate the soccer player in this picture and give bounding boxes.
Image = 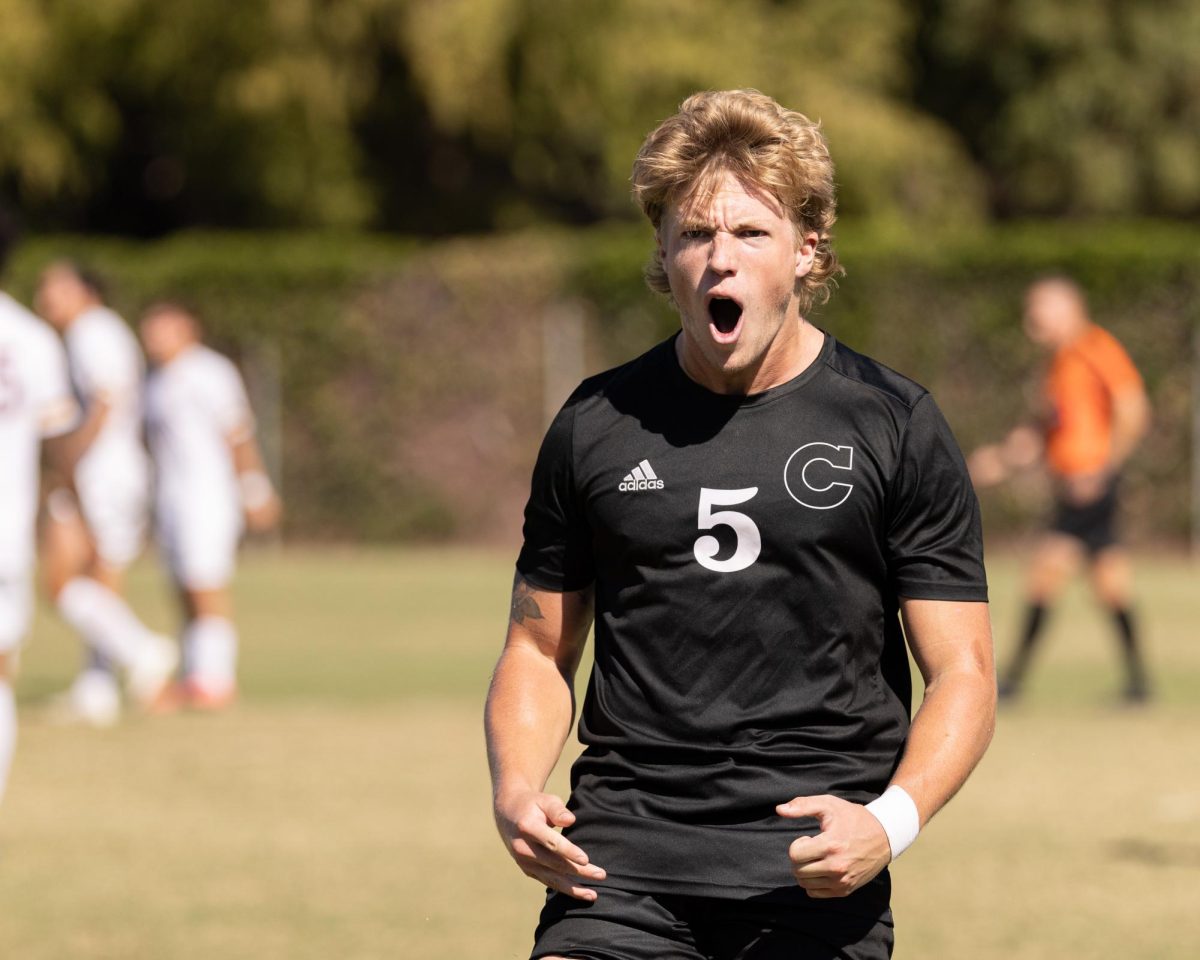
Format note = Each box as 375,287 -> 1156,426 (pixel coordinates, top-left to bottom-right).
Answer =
486,90 -> 996,960
0,210 -> 79,804
968,276 -> 1151,702
139,302 -> 281,709
35,260 -> 176,725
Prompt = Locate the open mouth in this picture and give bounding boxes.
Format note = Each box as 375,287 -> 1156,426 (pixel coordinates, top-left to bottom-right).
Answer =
707,297 -> 743,335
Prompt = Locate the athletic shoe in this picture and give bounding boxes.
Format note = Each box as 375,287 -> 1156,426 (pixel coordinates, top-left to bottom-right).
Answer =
183,679 -> 236,712
46,670 -> 121,728
144,680 -> 187,716
1122,681 -> 1152,705
996,680 -> 1021,703
126,635 -> 180,708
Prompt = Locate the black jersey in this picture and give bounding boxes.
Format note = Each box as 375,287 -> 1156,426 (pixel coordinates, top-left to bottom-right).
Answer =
516,332 -> 987,903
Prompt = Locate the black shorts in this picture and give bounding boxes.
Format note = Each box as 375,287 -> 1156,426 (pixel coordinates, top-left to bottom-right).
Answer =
1049,475 -> 1120,554
531,886 -> 894,960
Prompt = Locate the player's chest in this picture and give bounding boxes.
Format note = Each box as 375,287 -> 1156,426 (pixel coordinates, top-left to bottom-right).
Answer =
578,415 -> 896,572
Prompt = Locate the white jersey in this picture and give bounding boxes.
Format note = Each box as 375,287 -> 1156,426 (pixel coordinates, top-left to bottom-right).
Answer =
0,292 -> 78,573
144,344 -> 254,527
64,306 -> 150,497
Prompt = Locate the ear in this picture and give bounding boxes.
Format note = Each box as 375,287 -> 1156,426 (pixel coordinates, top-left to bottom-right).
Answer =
794,230 -> 819,279
655,228 -> 666,262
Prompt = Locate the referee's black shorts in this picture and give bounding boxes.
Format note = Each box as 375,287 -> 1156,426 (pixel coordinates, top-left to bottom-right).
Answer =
1049,474 -> 1121,555
531,886 -> 894,960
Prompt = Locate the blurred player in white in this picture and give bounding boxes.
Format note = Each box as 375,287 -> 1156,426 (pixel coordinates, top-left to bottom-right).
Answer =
0,212 -> 79,805
36,261 -> 176,725
140,302 -> 281,709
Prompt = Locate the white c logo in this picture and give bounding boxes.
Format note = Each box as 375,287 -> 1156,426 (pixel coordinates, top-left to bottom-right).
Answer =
784,443 -> 854,510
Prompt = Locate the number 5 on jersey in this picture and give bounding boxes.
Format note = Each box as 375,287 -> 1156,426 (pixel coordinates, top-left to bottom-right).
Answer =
694,487 -> 760,573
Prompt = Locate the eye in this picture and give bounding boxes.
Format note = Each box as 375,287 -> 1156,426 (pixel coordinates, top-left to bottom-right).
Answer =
680,228 -> 710,241
740,228 -> 768,238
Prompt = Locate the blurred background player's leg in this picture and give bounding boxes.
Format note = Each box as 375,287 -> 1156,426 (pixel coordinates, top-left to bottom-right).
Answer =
179,587 -> 238,709
0,652 -> 15,806
0,575 -> 33,806
158,514 -> 241,710
1089,545 -> 1149,702
42,490 -> 120,725
44,488 -> 176,723
998,533 -> 1080,699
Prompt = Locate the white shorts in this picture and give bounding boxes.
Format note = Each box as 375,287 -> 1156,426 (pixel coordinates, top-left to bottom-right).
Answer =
0,572 -> 32,653
79,478 -> 149,568
50,473 -> 149,569
157,509 -> 241,591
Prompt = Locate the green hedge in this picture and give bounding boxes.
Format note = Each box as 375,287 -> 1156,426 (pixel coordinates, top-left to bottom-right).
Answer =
8,223 -> 1198,543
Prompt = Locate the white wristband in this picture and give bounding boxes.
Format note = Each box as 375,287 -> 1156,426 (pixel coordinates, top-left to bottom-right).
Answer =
238,470 -> 274,510
865,785 -> 921,861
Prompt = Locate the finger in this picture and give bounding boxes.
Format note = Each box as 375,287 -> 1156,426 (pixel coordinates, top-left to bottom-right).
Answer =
524,863 -> 599,902
776,795 -> 836,822
799,884 -> 842,900
796,874 -> 840,891
540,794 -> 577,829
513,838 -> 607,880
518,810 -> 593,867
787,833 -> 835,866
792,859 -> 838,881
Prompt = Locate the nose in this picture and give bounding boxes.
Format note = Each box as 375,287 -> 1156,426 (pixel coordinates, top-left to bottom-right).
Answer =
708,232 -> 737,275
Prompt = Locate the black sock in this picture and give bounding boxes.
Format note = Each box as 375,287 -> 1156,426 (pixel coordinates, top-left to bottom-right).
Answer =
1000,603 -> 1048,695
1112,607 -> 1149,696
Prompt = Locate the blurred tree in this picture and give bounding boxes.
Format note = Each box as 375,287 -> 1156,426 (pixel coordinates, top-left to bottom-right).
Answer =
3,0 -> 1195,233
390,0 -> 985,229
0,0 -> 376,234
913,0 -> 1200,217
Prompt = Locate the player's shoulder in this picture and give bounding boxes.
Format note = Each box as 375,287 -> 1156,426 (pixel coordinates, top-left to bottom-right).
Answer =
0,290 -> 40,334
821,336 -> 929,413
73,305 -> 134,342
1083,323 -> 1134,360
0,292 -> 60,354
180,344 -> 239,381
70,306 -> 140,359
563,337 -> 675,415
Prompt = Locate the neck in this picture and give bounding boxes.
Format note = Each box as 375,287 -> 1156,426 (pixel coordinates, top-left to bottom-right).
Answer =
676,319 -> 822,396
1057,316 -> 1091,348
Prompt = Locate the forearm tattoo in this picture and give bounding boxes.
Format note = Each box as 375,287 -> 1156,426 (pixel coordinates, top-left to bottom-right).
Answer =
510,573 -> 545,626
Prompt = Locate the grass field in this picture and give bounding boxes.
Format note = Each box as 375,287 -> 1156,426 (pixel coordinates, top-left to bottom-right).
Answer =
2,546 -> 1198,959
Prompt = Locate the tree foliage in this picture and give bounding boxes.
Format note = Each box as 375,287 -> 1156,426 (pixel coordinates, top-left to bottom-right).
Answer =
913,0 -> 1200,217
0,0 -> 1197,233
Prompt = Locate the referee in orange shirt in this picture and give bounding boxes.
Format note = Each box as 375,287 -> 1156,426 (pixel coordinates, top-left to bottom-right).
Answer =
970,276 -> 1151,702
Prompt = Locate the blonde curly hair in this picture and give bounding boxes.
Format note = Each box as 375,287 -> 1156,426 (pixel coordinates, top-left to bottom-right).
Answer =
631,89 -> 842,313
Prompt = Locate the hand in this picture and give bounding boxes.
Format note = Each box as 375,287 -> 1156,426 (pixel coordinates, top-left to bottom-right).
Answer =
776,794 -> 892,899
1062,470 -> 1108,506
966,445 -> 1008,488
494,788 -> 605,901
244,492 -> 282,533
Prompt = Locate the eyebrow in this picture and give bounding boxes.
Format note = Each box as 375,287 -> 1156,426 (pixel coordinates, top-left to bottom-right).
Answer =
677,218 -> 771,233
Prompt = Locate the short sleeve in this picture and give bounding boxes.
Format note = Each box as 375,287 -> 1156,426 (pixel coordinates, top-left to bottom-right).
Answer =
885,394 -> 988,601
1092,331 -> 1142,396
515,396 -> 595,592
207,356 -> 255,439
73,323 -> 139,401
32,327 -> 79,438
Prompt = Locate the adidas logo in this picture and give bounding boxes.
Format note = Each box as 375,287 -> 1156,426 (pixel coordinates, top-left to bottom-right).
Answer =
618,459 -> 664,492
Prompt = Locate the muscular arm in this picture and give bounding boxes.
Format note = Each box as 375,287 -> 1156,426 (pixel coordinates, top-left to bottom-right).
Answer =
485,573 -> 605,900
780,599 -> 995,898
891,598 -> 996,824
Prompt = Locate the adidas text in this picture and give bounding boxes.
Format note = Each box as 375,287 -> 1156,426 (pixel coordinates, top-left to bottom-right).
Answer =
619,478 -> 665,492
619,459 -> 664,492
